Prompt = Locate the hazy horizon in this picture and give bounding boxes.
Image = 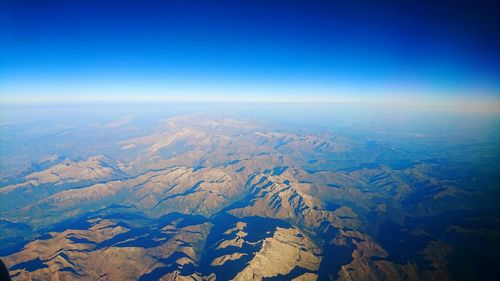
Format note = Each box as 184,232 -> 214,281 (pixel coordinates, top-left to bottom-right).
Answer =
1,1 -> 500,281
1,1 -> 499,112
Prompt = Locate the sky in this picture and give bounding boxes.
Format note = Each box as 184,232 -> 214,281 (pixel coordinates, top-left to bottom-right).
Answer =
1,0 -> 499,111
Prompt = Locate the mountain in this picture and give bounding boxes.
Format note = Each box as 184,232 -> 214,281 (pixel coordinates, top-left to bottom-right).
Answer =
1,114 -> 499,280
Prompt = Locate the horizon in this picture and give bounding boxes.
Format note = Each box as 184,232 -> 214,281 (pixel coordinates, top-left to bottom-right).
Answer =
1,0 -> 499,111
1,1 -> 500,281
2,97 -> 499,115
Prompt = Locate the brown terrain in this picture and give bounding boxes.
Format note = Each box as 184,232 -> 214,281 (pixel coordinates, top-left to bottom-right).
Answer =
1,115 -> 499,280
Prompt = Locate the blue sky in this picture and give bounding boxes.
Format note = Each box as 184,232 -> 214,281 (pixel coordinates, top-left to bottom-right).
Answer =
1,0 -> 499,109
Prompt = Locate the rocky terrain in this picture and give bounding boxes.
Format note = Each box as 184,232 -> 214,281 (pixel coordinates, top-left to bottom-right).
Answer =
1,114 -> 499,280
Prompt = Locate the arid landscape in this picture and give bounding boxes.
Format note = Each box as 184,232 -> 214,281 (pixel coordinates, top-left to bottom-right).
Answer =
1,109 -> 499,280
2,0 -> 499,280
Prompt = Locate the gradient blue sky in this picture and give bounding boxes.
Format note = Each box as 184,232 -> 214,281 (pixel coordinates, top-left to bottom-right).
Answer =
1,0 -> 499,109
